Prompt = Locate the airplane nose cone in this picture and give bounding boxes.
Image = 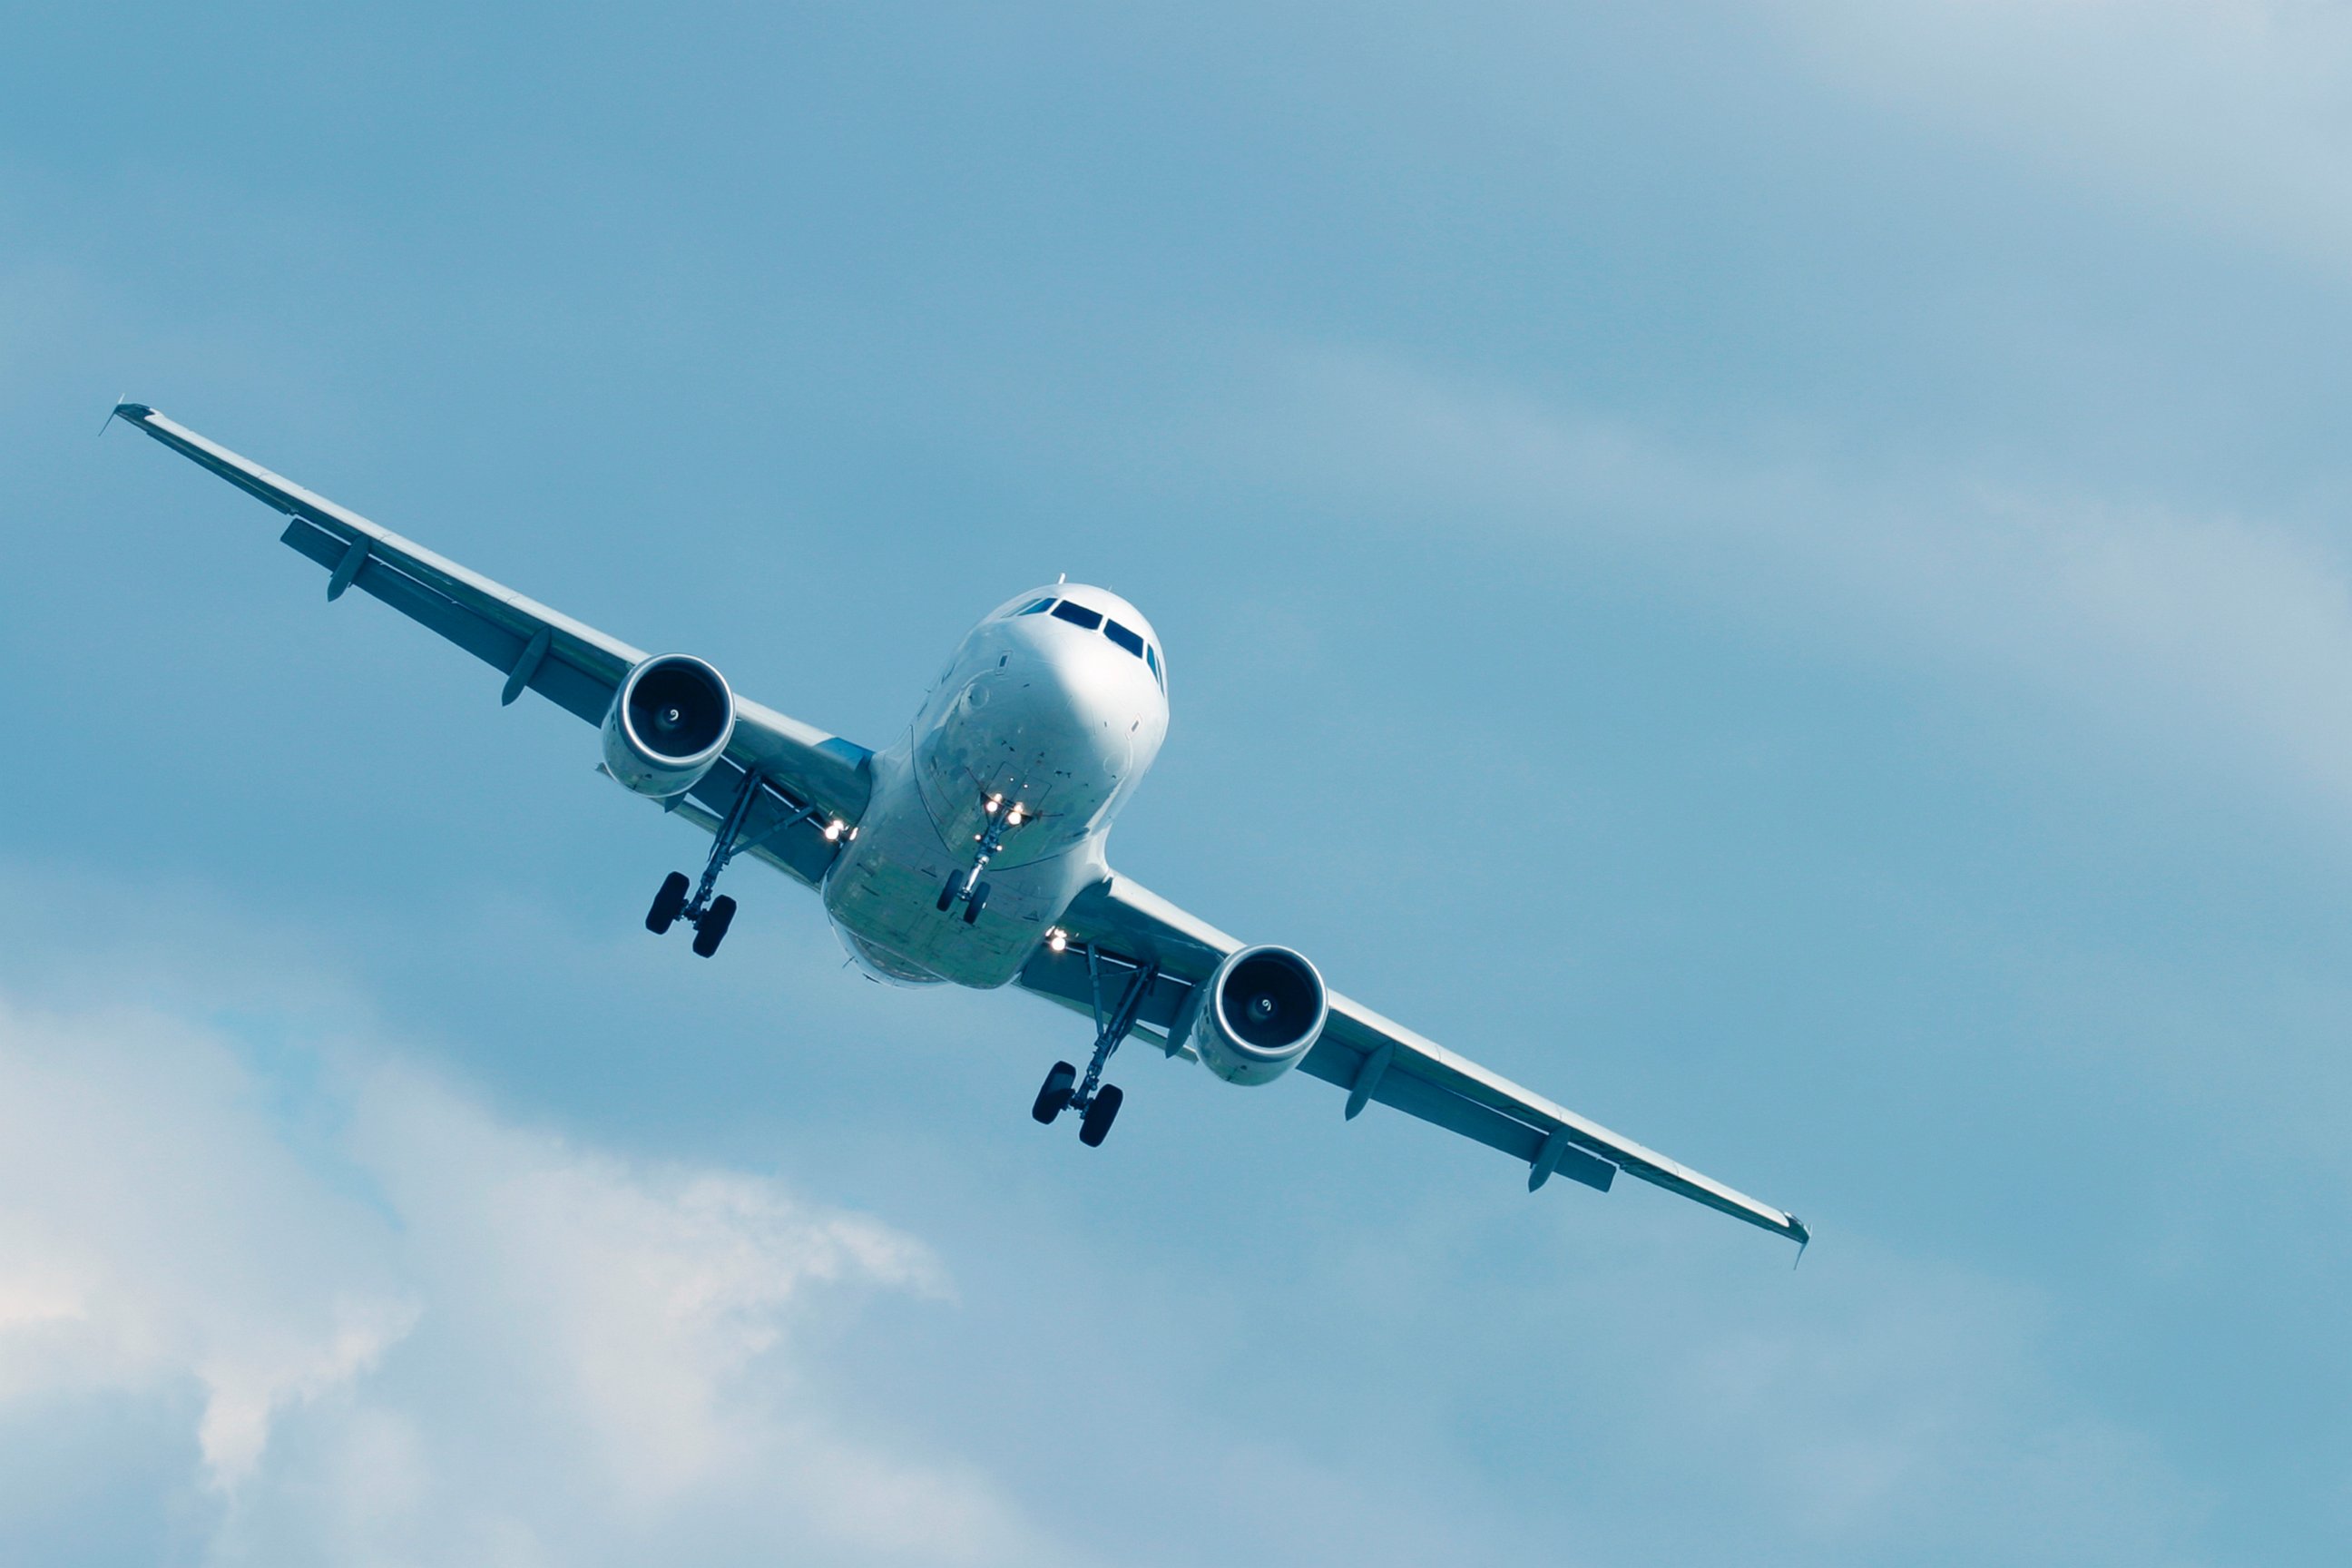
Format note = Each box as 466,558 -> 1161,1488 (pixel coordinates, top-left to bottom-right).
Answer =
1038,639 -> 1133,724
1021,632 -> 1155,776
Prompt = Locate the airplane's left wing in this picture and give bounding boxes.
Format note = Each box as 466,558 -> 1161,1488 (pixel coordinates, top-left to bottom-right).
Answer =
1018,870 -> 1809,1246
111,404 -> 873,882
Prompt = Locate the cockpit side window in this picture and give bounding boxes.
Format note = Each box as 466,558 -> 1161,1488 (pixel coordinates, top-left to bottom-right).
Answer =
1102,619 -> 1144,657
1145,643 -> 1162,686
1014,598 -> 1055,616
1050,601 -> 1104,631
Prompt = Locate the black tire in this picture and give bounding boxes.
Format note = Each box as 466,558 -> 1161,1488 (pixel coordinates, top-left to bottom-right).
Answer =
1078,1083 -> 1122,1147
936,876 -> 960,913
647,871 -> 691,934
1032,1062 -> 1077,1124
691,894 -> 737,957
963,881 -> 989,925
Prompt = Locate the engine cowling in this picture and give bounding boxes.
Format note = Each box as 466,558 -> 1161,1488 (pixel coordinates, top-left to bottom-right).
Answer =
602,653 -> 735,798
1186,945 -> 1328,1085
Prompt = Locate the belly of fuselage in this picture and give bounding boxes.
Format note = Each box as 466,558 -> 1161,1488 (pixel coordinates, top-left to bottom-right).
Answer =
822,602 -> 1161,988
821,750 -> 1085,989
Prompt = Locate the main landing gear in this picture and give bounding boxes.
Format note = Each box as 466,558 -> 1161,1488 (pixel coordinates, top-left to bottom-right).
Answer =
647,871 -> 735,956
647,765 -> 815,957
1032,949 -> 1158,1148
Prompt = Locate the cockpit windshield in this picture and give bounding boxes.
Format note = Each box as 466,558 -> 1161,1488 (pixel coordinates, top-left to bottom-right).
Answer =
1023,597 -> 1165,690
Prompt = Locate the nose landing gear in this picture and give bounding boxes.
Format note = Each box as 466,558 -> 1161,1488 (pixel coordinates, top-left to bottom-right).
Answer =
936,869 -> 990,924
937,795 -> 1023,925
1032,949 -> 1157,1147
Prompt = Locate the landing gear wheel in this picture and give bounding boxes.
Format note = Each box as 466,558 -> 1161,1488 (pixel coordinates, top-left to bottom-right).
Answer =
691,895 -> 737,957
936,876 -> 962,914
963,881 -> 989,925
647,872 -> 690,934
1032,1062 -> 1077,1124
1078,1083 -> 1123,1147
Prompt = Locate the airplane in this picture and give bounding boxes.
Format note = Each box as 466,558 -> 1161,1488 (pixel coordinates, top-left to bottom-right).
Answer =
110,402 -> 1808,1248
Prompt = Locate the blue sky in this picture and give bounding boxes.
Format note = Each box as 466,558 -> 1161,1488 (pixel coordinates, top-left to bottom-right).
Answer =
5,4 -> 2350,1562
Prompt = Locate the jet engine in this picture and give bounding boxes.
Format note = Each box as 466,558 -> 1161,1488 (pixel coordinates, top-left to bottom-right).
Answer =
1186,945 -> 1329,1085
602,653 -> 736,798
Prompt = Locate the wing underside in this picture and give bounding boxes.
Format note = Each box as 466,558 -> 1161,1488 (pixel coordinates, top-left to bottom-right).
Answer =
113,403 -> 874,866
1021,874 -> 1808,1244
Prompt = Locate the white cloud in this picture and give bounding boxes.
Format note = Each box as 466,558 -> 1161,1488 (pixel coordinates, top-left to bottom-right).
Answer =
0,992 -> 1047,1566
0,1002 -> 413,1494
195,1296 -> 418,1488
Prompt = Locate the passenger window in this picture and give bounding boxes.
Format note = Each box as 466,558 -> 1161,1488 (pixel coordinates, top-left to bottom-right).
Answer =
1050,601 -> 1103,631
1103,620 -> 1144,657
1015,598 -> 1054,616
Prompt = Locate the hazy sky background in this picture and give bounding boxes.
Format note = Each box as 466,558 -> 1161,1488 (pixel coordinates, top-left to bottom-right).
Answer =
5,5 -> 2351,1563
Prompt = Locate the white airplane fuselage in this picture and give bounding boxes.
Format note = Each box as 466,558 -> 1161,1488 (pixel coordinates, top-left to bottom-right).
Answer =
822,584 -> 1169,986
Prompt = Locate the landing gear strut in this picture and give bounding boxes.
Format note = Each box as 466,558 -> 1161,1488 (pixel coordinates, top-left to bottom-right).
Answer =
1032,948 -> 1157,1147
936,868 -> 990,924
937,796 -> 1020,926
645,765 -> 817,958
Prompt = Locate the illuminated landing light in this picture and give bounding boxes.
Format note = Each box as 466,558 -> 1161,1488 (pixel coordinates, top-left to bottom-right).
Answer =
823,819 -> 844,842
1007,805 -> 1026,826
985,794 -> 1003,815
1047,928 -> 1068,954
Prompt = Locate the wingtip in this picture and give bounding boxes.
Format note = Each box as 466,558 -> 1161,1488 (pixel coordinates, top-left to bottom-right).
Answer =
113,399 -> 153,422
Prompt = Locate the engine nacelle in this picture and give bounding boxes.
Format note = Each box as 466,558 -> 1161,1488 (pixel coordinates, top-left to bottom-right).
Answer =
1186,945 -> 1328,1085
601,653 -> 736,798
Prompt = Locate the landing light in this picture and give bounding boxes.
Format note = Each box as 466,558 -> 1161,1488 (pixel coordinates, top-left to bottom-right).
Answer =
824,819 -> 844,842
985,795 -> 1002,815
1047,928 -> 1068,954
1007,805 -> 1025,825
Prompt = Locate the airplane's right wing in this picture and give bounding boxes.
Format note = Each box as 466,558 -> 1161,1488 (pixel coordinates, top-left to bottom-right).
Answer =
112,403 -> 873,886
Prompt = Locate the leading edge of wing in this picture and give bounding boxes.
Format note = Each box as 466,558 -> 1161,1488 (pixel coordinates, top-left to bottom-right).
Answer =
1317,994 -> 1808,1245
112,402 -> 876,824
113,403 -> 645,680
1045,873 -> 1808,1246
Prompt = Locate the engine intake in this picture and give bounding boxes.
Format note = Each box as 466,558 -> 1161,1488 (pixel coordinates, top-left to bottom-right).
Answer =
602,653 -> 735,798
1187,945 -> 1328,1085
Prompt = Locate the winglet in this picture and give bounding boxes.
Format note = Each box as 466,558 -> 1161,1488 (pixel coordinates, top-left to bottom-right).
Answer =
1790,1218 -> 1810,1268
103,397 -> 149,436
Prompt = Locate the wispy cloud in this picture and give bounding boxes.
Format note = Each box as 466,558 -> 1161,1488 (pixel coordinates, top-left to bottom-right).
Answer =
1202,343 -> 2352,832
0,989 -> 1047,1564
1782,1 -> 2352,273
